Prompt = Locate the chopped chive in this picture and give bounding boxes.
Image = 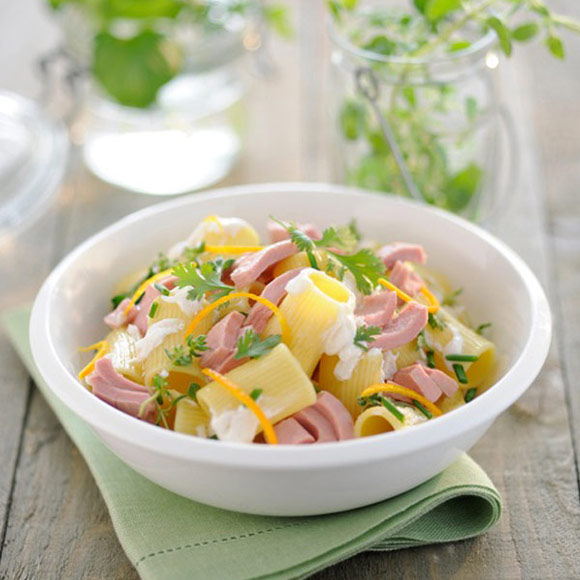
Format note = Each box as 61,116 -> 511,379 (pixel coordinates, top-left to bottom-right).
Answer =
154,283 -> 170,296
111,293 -> 127,309
465,388 -> 477,403
379,396 -> 405,423
476,322 -> 492,335
148,301 -> 159,318
413,400 -> 433,419
445,353 -> 479,362
426,350 -> 436,368
250,388 -> 263,401
452,363 -> 468,384
209,434 -> 218,440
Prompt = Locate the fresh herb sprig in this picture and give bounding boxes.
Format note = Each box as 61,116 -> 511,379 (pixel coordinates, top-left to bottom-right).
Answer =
354,324 -> 381,351
165,334 -> 209,367
235,329 -> 281,360
173,258 -> 235,302
358,393 -> 405,423
271,216 -> 385,294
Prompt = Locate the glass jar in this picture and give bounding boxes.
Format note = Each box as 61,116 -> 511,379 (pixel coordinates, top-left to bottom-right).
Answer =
61,4 -> 253,196
328,10 -> 517,223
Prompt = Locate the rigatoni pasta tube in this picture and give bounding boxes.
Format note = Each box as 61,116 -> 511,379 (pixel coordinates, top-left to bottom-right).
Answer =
142,300 -> 206,390
105,327 -> 143,382
354,406 -> 405,437
273,251 -> 327,277
174,398 -> 210,437
263,269 -> 356,377
319,349 -> 383,417
196,343 -> 316,442
425,307 -> 495,389
392,341 -> 424,369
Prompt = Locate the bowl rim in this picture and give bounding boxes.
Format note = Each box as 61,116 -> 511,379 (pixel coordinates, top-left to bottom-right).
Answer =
30,182 -> 552,468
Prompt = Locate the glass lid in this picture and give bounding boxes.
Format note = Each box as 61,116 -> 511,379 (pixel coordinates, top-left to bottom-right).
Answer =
0,90 -> 68,240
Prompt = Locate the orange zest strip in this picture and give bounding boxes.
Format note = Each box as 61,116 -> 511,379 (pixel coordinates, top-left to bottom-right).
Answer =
202,368 -> 278,444
78,341 -> 109,380
378,278 -> 439,314
123,269 -> 174,315
361,383 -> 443,417
378,278 -> 414,304
184,292 -> 291,345
204,245 -> 264,254
419,285 -> 440,314
204,214 -> 225,234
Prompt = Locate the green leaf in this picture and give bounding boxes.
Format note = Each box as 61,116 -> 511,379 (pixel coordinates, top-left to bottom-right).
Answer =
354,325 -> 381,351
546,35 -> 565,59
235,330 -> 282,360
93,30 -> 181,108
363,35 -> 397,55
104,0 -> 183,20
173,259 -> 235,301
511,22 -> 539,42
316,225 -> 359,252
448,40 -> 471,52
425,0 -> 461,21
445,163 -> 483,211
487,16 -> 512,56
413,0 -> 428,14
339,100 -> 367,141
327,248 -> 385,294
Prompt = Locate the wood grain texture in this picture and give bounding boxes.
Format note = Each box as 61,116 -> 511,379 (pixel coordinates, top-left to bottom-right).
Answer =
1,0 -> 579,578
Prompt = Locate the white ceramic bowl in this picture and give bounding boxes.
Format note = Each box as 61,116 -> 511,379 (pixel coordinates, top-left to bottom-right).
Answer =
30,183 -> 551,516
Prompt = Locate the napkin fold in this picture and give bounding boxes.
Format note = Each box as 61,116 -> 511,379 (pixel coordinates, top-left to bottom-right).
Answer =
3,308 -> 501,580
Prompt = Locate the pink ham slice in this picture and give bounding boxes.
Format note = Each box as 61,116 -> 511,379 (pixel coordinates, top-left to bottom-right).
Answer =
355,291 -> 397,328
273,418 -> 315,444
392,363 -> 458,402
372,302 -> 428,350
244,268 -> 304,333
104,298 -> 138,330
267,221 -> 322,243
86,357 -> 156,423
378,243 -> 426,270
231,241 -> 299,289
389,261 -> 424,300
200,311 -> 248,374
131,276 -> 178,337
274,392 -> 355,444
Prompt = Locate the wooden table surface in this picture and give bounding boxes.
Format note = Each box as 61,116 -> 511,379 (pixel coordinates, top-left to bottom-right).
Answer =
1,1 -> 579,578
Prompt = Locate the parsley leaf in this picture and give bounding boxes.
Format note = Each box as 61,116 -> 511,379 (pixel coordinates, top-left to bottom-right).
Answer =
316,225 -> 359,252
270,216 -> 319,269
187,382 -> 201,401
354,324 -> 381,351
165,334 -> 209,367
327,248 -> 385,294
235,329 -> 281,360
173,258 -> 235,301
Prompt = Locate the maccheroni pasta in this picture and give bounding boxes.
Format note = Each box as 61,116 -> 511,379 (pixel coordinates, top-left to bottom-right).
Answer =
79,215 -> 497,445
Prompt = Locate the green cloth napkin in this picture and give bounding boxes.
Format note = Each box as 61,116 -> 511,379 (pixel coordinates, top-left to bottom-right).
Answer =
3,308 -> 501,580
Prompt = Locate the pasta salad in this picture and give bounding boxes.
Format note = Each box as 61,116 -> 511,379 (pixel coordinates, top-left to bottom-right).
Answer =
79,215 -> 496,444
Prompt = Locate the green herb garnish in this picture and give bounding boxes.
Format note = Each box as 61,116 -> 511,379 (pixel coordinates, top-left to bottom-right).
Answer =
442,287 -> 463,306
464,387 -> 477,403
380,396 -> 405,423
111,294 -> 127,309
187,382 -> 201,401
475,322 -> 492,335
428,312 -> 446,330
139,373 -> 174,428
426,350 -> 436,368
445,353 -> 479,362
326,248 -> 385,294
413,400 -> 433,419
165,334 -> 209,367
148,301 -> 159,318
173,259 -> 235,302
354,324 -> 381,351
153,283 -> 170,296
452,363 -> 468,384
235,330 -> 281,360
250,388 -> 263,401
